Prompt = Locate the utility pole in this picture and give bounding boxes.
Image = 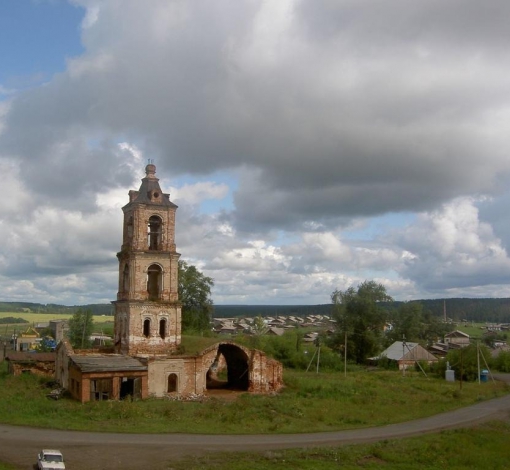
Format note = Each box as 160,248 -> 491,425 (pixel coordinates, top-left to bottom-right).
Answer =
477,340 -> 481,385
344,330 -> 347,378
402,334 -> 406,377
460,348 -> 463,391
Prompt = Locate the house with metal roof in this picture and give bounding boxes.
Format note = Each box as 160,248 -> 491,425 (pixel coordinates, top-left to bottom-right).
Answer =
372,341 -> 438,370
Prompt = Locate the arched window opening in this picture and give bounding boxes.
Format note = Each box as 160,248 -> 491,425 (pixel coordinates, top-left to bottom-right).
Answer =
147,264 -> 162,301
123,264 -> 129,293
159,319 -> 167,339
167,373 -> 178,393
143,319 -> 151,338
127,216 -> 134,241
148,216 -> 162,250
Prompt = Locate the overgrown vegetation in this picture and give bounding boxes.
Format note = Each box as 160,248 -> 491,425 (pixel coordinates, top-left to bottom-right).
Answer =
0,360 -> 507,434
434,344 -> 494,382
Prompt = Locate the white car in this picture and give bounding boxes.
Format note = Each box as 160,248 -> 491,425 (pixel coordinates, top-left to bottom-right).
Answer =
37,449 -> 66,470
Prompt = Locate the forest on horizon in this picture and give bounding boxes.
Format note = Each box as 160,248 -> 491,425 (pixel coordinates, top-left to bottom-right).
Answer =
1,297 -> 510,323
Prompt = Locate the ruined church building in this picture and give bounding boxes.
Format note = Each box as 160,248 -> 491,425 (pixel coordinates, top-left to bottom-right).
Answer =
56,163 -> 283,403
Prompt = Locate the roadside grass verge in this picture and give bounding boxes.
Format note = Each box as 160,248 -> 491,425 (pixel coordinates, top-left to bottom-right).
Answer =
0,361 -> 507,434
167,420 -> 510,470
0,464 -> 17,470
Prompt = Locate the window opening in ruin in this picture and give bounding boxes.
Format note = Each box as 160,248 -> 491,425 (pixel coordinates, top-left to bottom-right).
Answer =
147,264 -> 162,300
148,215 -> 162,250
167,373 -> 178,393
90,378 -> 112,401
159,318 -> 166,339
143,318 -> 151,337
127,216 -> 133,241
123,264 -> 129,293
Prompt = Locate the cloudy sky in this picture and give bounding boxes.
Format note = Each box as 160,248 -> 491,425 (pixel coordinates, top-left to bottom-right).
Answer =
1,0 -> 510,306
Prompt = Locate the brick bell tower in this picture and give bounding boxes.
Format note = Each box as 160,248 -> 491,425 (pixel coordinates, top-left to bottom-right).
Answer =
113,162 -> 181,356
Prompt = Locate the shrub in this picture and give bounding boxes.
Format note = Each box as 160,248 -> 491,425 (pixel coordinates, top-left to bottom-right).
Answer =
441,344 -> 494,382
494,350 -> 510,372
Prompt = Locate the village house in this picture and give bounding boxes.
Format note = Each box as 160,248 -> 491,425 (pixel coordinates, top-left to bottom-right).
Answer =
372,341 -> 438,370
17,327 -> 40,351
444,330 -> 470,348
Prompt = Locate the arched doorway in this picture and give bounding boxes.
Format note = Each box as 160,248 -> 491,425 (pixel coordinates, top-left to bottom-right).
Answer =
206,343 -> 249,391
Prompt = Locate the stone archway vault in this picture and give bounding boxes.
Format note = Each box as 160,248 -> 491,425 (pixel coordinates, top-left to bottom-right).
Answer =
200,342 -> 283,394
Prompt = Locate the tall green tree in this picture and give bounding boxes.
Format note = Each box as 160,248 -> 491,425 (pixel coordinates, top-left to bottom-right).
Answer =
331,280 -> 393,364
386,302 -> 449,345
178,260 -> 214,333
68,309 -> 94,349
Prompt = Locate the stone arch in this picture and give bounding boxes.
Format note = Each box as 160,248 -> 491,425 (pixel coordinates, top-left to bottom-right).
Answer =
202,342 -> 250,391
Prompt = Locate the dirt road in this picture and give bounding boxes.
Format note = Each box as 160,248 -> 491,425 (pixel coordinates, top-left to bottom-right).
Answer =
2,376 -> 510,469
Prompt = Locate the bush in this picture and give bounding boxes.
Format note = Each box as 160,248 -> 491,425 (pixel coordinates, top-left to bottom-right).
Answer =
439,345 -> 494,382
375,356 -> 399,370
494,350 -> 510,372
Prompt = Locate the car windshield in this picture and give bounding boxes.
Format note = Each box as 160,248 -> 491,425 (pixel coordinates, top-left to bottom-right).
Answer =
45,454 -> 63,463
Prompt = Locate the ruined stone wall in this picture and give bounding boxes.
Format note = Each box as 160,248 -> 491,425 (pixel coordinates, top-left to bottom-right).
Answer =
55,340 -> 74,389
114,301 -> 181,355
68,365 -> 84,402
146,356 -> 200,397
8,361 -> 55,377
198,342 -> 283,395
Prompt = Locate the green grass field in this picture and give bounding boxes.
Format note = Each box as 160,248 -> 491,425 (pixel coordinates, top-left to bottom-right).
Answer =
0,311 -> 114,338
167,420 -> 510,470
0,360 -> 507,435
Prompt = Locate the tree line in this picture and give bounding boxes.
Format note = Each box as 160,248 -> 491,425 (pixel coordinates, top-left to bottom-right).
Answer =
3,297 -> 510,324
